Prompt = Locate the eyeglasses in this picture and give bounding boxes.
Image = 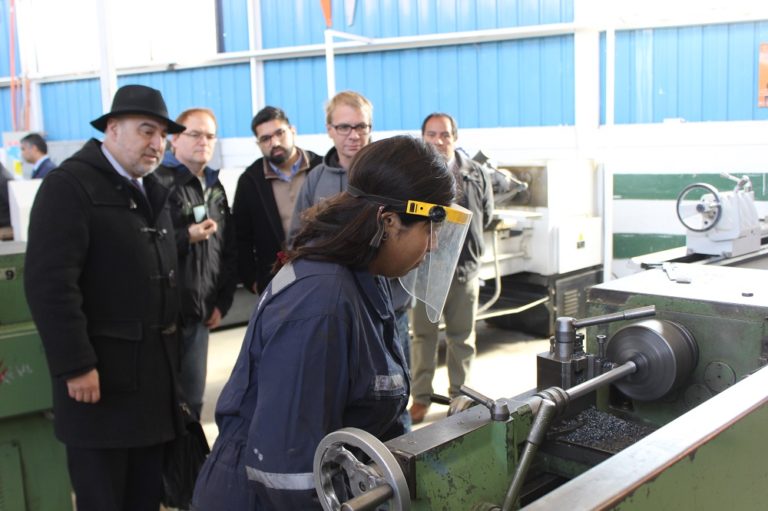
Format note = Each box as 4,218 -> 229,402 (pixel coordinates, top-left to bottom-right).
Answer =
424,131 -> 453,141
182,131 -> 217,142
257,128 -> 288,145
330,123 -> 371,136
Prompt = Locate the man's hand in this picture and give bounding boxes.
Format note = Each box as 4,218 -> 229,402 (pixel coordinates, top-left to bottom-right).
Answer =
67,369 -> 101,403
188,219 -> 218,243
206,307 -> 222,329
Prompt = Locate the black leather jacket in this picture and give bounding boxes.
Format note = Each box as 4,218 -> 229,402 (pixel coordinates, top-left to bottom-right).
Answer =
453,150 -> 494,282
156,152 -> 237,324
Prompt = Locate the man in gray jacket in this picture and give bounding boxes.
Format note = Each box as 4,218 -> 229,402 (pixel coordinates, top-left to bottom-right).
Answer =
409,112 -> 494,424
288,90 -> 373,239
289,91 -> 414,430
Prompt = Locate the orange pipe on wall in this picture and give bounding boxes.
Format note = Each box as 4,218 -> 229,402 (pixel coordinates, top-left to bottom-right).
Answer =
320,0 -> 332,27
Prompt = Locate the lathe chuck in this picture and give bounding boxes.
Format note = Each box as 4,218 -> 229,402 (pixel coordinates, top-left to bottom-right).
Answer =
606,319 -> 698,401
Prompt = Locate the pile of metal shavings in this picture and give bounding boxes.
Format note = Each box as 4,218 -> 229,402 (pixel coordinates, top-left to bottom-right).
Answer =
551,406 -> 657,453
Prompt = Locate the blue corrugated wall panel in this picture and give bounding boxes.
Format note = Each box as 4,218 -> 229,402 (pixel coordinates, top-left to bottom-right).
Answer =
702,25 -> 729,120
258,0 -> 574,133
652,28 -> 678,121
262,58 -> 327,133
33,0 -> 575,139
677,26 -> 703,121
40,80 -> 102,141
119,64 -> 252,138
260,0 -> 573,48
264,36 -> 574,134
0,87 -> 12,132
726,23 -> 756,120
609,21 -> 768,124
219,0 -> 249,52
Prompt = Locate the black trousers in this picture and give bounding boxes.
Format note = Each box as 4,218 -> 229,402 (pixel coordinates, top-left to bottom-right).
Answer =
66,443 -> 164,511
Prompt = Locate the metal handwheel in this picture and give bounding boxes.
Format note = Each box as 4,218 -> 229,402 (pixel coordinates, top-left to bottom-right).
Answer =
676,182 -> 722,233
313,427 -> 411,511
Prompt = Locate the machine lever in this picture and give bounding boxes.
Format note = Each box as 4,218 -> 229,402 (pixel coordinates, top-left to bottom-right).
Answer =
554,306 -> 656,360
429,393 -> 451,406
340,484 -> 394,511
572,305 -> 655,329
459,385 -> 510,421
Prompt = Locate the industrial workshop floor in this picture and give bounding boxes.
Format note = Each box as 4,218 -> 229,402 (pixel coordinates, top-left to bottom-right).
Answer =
202,322 -> 549,443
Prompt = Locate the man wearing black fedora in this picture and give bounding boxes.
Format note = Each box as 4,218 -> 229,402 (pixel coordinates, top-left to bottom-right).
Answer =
25,84 -> 186,510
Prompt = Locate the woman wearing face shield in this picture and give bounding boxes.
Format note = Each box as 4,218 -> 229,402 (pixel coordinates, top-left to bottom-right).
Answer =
191,135 -> 470,510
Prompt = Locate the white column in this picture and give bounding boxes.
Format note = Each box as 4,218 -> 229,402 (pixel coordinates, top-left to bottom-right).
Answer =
248,0 -> 265,116
12,0 -> 41,131
95,0 -> 117,111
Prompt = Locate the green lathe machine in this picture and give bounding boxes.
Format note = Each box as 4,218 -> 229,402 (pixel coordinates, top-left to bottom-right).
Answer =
0,242 -> 71,510
313,263 -> 768,510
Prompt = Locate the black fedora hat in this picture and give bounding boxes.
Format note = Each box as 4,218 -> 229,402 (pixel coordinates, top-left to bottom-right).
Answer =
90,84 -> 186,134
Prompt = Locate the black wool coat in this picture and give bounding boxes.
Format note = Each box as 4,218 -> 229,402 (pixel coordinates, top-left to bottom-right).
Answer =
24,139 -> 181,448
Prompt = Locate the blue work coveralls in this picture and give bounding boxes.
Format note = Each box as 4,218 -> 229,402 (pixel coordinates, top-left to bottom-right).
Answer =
192,258 -> 410,509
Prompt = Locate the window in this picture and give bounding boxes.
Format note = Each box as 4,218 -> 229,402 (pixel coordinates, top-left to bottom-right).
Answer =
17,0 -> 217,76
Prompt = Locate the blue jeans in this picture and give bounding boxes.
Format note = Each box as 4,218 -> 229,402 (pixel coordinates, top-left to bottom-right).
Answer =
395,309 -> 412,432
179,321 -> 210,419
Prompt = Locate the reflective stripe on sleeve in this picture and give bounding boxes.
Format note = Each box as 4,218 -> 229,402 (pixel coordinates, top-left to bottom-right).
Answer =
246,465 -> 315,491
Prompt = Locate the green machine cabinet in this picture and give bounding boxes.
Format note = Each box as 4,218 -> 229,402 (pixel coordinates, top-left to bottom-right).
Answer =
0,242 -> 72,511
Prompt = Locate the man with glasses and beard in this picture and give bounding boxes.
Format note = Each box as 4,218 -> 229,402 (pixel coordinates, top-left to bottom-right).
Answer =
234,106 -> 323,295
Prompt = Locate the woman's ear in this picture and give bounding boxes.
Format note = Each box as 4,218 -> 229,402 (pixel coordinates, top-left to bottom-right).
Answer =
381,211 -> 402,229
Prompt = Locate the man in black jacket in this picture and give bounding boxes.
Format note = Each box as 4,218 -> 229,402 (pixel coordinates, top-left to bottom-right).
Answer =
155,107 -> 237,419
24,84 -> 185,511
0,162 -> 12,239
234,106 -> 323,294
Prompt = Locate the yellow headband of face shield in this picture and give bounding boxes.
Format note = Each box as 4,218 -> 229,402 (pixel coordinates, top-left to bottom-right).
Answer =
405,200 -> 471,225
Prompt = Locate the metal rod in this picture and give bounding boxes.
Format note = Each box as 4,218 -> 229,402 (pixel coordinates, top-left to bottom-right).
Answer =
477,230 -> 503,314
501,399 -> 558,511
340,484 -> 394,511
476,296 -> 550,321
500,363 -> 636,509
460,385 -> 495,409
572,305 -> 655,329
566,361 -> 637,401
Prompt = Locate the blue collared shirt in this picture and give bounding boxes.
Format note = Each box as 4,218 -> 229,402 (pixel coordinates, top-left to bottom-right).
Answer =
162,151 -> 218,188
267,153 -> 304,183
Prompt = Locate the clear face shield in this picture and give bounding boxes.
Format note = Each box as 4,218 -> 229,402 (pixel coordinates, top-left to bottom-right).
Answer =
399,200 -> 472,323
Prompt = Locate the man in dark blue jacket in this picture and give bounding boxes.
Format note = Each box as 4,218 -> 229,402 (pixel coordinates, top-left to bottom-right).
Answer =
155,107 -> 237,419
21,132 -> 57,179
